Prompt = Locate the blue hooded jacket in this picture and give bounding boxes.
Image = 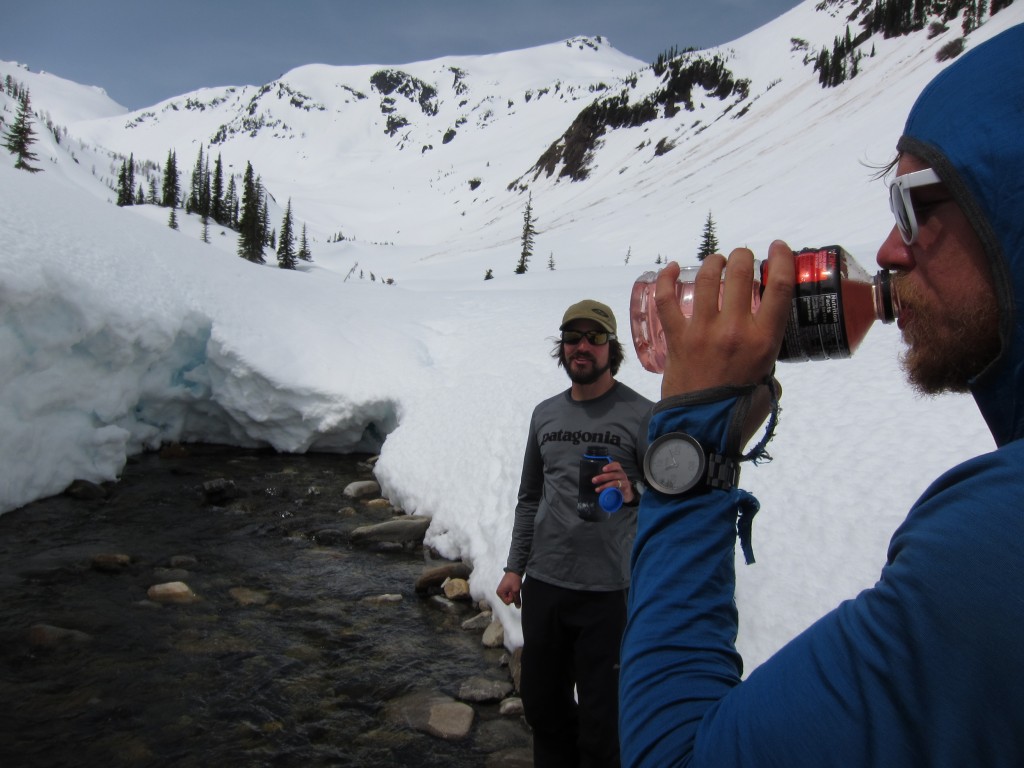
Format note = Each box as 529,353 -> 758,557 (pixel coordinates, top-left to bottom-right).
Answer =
899,26 -> 1024,447
620,23 -> 1024,767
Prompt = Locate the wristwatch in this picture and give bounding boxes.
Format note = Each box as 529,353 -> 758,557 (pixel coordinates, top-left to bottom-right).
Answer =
643,432 -> 739,495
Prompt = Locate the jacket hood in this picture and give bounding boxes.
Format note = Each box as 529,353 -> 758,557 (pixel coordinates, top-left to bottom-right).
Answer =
897,24 -> 1024,447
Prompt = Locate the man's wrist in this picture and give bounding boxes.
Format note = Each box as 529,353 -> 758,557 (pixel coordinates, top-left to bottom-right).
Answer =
650,396 -> 740,455
622,483 -> 643,506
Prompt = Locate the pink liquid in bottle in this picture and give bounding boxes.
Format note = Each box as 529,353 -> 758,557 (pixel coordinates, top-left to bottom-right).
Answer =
629,246 -> 899,373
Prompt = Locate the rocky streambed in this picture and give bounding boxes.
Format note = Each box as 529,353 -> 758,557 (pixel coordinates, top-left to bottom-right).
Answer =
0,444 -> 531,767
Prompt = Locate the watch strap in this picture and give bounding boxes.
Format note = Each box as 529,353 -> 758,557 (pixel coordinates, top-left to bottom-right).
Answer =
705,451 -> 740,492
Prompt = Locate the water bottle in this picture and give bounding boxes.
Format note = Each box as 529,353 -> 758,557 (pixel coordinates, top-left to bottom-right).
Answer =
577,446 -> 623,522
629,245 -> 900,373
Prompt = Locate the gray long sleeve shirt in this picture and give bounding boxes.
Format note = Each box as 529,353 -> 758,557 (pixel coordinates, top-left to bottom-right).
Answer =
505,382 -> 652,591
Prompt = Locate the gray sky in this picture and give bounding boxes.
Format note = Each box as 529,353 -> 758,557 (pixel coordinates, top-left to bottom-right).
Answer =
3,0 -> 804,110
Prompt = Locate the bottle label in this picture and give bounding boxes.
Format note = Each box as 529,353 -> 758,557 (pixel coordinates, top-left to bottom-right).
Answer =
777,247 -> 850,361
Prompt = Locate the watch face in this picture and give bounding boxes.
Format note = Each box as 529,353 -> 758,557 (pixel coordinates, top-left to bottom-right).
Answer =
644,432 -> 706,495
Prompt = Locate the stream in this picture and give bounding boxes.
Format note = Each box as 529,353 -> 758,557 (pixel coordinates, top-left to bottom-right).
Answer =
0,444 -> 531,767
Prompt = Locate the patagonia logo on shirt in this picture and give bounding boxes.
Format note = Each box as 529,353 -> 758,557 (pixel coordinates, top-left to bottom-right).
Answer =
540,429 -> 623,448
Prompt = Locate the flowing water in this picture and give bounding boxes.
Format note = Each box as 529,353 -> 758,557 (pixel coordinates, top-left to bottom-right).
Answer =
0,445 -> 530,767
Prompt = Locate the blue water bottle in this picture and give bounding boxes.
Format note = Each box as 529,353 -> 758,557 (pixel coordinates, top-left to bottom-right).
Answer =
577,446 -> 624,522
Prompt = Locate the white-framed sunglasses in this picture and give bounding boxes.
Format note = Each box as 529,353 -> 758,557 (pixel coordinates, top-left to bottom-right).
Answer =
889,168 -> 942,245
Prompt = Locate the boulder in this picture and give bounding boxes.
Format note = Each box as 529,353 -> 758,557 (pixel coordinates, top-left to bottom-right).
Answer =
350,516 -> 430,544
457,676 -> 514,704
482,619 -> 505,648
442,577 -> 471,601
499,697 -> 525,717
461,610 -> 493,631
343,480 -> 380,499
414,561 -> 472,593
384,690 -> 475,741
147,581 -> 199,604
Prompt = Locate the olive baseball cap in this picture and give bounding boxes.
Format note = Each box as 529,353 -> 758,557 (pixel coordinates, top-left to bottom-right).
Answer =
560,299 -> 617,335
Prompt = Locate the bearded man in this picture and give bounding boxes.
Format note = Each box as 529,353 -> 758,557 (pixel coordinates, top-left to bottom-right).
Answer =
497,299 -> 652,768
619,23 -> 1024,767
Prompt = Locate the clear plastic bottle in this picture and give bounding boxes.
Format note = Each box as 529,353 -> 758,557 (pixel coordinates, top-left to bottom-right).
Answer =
629,245 -> 900,373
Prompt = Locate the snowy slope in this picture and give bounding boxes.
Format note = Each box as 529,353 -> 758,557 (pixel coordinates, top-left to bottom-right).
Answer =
2,0 -> 1022,667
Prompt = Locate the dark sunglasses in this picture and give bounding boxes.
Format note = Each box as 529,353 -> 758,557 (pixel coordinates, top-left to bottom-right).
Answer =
561,329 -> 615,346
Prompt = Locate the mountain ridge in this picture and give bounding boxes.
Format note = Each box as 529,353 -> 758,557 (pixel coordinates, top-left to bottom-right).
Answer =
2,1 -> 1021,281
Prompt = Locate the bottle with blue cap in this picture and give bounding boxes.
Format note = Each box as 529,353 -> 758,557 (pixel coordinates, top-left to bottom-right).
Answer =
577,446 -> 624,522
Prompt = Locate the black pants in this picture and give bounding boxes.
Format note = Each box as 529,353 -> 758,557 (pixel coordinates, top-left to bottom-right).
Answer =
520,577 -> 627,768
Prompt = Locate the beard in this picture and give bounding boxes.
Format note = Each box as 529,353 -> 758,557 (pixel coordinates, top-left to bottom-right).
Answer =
565,351 -> 611,385
894,273 -> 1001,395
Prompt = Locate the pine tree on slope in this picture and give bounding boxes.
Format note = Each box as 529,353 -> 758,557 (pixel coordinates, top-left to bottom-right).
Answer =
4,90 -> 41,172
298,223 -> 312,262
161,150 -> 179,209
698,211 -> 719,261
277,199 -> 297,270
515,192 -> 537,274
237,162 -> 265,263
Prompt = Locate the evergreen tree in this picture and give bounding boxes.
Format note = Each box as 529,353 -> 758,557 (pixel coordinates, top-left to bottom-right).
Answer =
816,48 -> 832,86
168,207 -> 179,230
548,252 -> 556,270
224,175 -> 238,228
161,150 -> 179,208
515,192 -> 536,274
201,154 -> 211,217
135,183 -> 145,205
116,160 -> 131,206
914,0 -> 928,28
277,199 -> 297,269
116,153 -> 136,206
201,215 -> 210,244
187,145 -> 206,215
259,185 -> 271,246
210,154 -> 225,225
236,162 -> 265,263
698,211 -> 719,261
962,0 -> 981,33
3,90 -> 41,172
298,223 -> 312,262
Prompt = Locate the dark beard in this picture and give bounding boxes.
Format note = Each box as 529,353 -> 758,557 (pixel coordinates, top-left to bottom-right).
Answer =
565,353 -> 610,385
894,274 -> 1000,395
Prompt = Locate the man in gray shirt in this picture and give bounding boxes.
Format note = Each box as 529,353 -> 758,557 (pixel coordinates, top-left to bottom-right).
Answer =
496,299 -> 652,768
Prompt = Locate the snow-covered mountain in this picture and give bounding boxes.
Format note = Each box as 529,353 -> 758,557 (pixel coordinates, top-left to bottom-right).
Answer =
2,0 -> 1022,665
5,0 -> 1019,283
